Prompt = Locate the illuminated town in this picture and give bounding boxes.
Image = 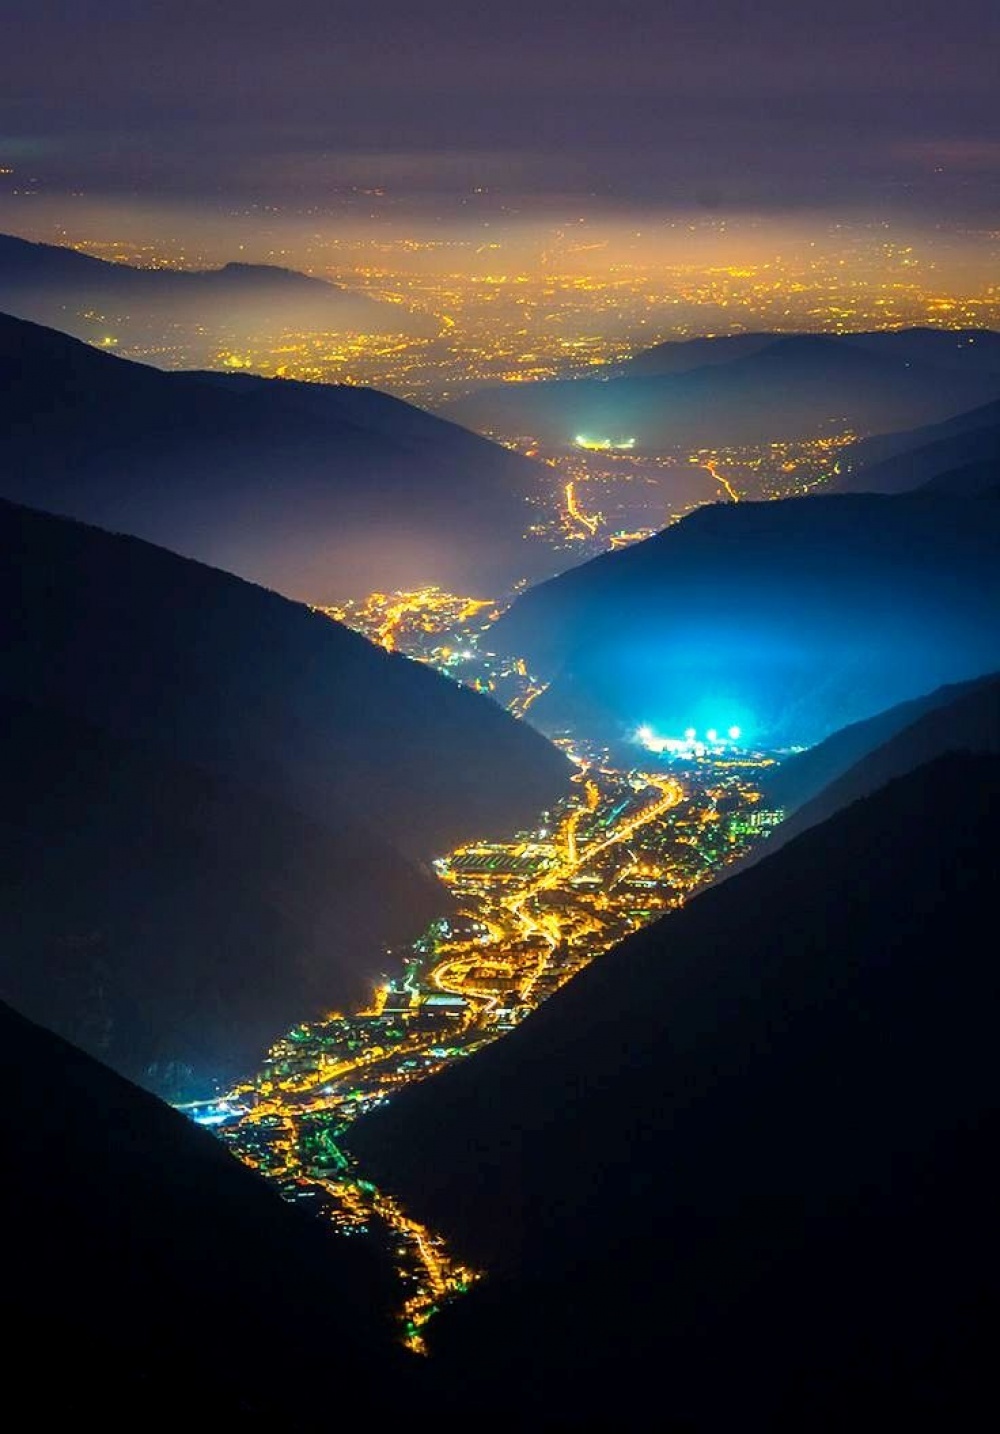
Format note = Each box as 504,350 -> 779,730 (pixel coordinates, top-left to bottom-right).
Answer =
184,596 -> 783,1351
14,202 -> 965,1351
5,210 -> 994,408
508,428 -> 861,560
3,208 -> 980,578
303,427 -> 859,587
20,136 -> 991,1370
4,0 -> 998,1416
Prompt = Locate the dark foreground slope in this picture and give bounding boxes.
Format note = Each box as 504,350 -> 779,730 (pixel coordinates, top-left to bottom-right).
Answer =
0,999 -> 418,1422
350,754 -> 1000,1427
0,692 -> 441,1096
492,491 -> 1000,748
0,311 -> 551,597
1,502 -> 570,1090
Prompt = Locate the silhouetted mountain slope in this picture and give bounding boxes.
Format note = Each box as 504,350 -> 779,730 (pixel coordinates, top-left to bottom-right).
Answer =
447,330 -> 1000,446
755,674 -> 1000,866
1,502 -> 570,1089
1,502 -> 570,858
0,998 -> 418,1420
198,365 -> 534,468
0,311 -> 551,597
837,396 -> 1000,494
349,754 -> 1000,1428
0,692 -> 443,1097
621,325 -> 1000,380
918,458 -> 1000,497
618,331 -> 778,375
841,392 -> 1000,462
764,672 -> 1000,813
837,325 -> 1000,369
0,229 -> 428,343
490,491 -> 1000,748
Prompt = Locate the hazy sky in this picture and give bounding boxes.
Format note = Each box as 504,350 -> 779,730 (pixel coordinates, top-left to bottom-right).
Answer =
3,0 -> 999,219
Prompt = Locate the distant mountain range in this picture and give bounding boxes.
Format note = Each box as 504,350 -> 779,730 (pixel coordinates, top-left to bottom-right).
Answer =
0,998 -> 418,1418
0,230 -> 435,351
0,501 -> 570,1094
615,330 -> 781,375
488,489 -> 1000,749
0,310 -> 554,598
763,671 -> 1000,815
757,671 -> 1000,855
444,329 -> 1000,448
621,325 -> 1000,378
348,750 -> 1000,1426
835,394 -> 1000,494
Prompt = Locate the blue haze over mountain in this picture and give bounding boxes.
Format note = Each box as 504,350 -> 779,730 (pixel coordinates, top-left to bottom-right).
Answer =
491,490 -> 1000,749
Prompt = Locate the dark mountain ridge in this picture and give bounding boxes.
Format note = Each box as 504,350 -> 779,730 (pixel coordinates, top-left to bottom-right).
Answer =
0,310 -> 553,598
0,229 -> 428,338
349,752 -> 1000,1427
1,691 -> 442,1096
446,328 -> 1000,448
753,672 -> 1000,864
836,395 -> 1000,494
1,500 -> 570,1090
919,457 -> 1000,496
1,500 -> 572,858
622,325 -> 1000,379
489,489 -> 1000,749
763,671 -> 1000,813
617,330 -> 779,375
0,997 -> 418,1419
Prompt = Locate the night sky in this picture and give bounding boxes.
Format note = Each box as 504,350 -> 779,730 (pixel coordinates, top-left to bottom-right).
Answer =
4,0 -> 999,217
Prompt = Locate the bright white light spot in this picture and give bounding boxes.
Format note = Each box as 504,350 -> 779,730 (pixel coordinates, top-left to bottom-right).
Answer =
728,726 -> 741,740
684,728 -> 697,741
706,729 -> 718,743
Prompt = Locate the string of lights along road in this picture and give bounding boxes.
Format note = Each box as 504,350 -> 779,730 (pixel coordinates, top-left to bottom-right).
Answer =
185,598 -> 784,1350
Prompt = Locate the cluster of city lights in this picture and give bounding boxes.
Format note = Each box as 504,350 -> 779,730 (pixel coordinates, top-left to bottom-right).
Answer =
573,434 -> 637,451
636,724 -> 742,756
